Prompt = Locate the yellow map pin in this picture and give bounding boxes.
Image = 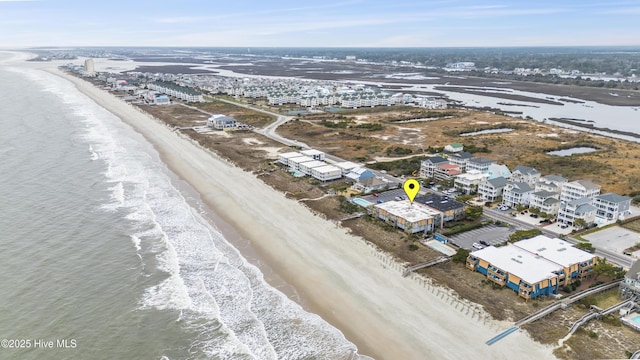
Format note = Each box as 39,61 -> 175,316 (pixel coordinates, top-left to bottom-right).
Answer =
403,179 -> 420,204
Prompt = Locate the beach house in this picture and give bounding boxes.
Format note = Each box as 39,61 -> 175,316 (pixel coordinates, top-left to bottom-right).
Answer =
207,114 -> 237,129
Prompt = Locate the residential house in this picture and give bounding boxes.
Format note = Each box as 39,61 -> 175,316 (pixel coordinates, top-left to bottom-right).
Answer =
502,182 -> 534,208
487,163 -> 512,180
447,151 -> 473,172
444,142 -> 464,153
511,165 -> 541,186
466,157 -> 496,174
529,190 -> 562,216
560,179 -> 601,203
420,156 -> 448,178
353,176 -> 397,194
207,114 -> 237,129
557,198 -> 597,227
345,167 -> 375,182
535,175 -> 567,193
454,170 -> 489,195
620,260 -> 640,299
434,163 -> 461,182
594,193 -> 632,223
478,177 -> 508,202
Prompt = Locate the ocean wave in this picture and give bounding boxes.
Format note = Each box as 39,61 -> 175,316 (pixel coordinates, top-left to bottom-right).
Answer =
15,66 -> 366,359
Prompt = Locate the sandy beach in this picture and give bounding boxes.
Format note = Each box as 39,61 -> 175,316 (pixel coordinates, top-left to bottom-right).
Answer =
41,63 -> 556,359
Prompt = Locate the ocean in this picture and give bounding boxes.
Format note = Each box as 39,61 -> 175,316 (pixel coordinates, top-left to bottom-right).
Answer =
0,54 -> 366,359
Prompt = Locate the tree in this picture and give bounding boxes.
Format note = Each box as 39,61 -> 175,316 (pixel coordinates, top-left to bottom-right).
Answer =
465,206 -> 483,221
529,207 -> 540,215
574,242 -> 595,253
574,219 -> 588,230
452,248 -> 470,263
593,258 -> 624,280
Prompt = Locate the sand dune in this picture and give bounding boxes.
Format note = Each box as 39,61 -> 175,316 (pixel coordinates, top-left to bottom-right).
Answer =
48,65 -> 555,360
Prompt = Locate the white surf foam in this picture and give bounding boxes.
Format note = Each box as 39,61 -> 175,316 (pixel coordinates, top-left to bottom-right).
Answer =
12,66 -> 367,360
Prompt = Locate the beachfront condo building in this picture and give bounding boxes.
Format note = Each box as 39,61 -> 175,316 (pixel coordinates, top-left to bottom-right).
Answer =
466,235 -> 596,299
310,165 -> 342,182
373,200 -> 440,234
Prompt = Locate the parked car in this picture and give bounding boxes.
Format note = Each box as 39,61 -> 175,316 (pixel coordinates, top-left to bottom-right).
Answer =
472,242 -> 484,250
479,240 -> 490,246
372,193 -> 379,197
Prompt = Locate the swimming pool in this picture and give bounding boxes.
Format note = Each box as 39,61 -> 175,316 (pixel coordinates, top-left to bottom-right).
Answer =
632,315 -> 640,324
426,240 -> 457,256
352,198 -> 373,207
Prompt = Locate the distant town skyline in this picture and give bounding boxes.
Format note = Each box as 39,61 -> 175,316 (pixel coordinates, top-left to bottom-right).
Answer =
1,0 -> 640,48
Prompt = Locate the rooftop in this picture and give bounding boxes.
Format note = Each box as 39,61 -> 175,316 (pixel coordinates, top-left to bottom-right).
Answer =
279,151 -> 303,159
513,165 -> 540,175
375,200 -> 440,223
513,235 -> 596,268
596,192 -> 631,203
300,149 -> 325,156
471,245 -> 562,285
313,164 -> 341,173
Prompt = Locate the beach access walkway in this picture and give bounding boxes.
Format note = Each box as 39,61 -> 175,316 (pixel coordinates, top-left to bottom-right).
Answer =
486,280 -> 623,345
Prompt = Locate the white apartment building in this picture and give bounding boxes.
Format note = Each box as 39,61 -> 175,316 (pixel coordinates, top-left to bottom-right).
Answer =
560,179 -> 601,203
557,198 -> 597,227
478,177 -> 508,202
311,165 -> 342,182
447,152 -> 473,172
288,156 -> 314,172
454,170 -> 489,195
466,157 -> 496,174
298,160 -> 327,176
535,175 -> 567,193
529,190 -> 562,216
511,165 -> 541,186
420,156 -> 448,178
593,193 -> 632,222
300,149 -> 325,161
502,182 -> 534,208
277,152 -> 302,166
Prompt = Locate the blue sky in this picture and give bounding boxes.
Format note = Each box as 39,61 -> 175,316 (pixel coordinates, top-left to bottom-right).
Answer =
1,0 -> 639,48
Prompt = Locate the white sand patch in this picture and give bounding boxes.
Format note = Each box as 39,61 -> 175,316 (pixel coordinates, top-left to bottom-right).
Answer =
257,147 -> 282,158
537,133 -> 559,138
243,137 -> 265,145
395,126 -> 422,132
471,121 -> 490,124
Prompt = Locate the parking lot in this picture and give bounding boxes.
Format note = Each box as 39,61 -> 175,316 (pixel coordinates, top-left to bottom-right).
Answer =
360,187 -> 430,205
446,224 -> 517,250
583,226 -> 640,254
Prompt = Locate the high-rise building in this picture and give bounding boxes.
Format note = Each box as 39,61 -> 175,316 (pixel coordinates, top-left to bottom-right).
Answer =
84,58 -> 95,76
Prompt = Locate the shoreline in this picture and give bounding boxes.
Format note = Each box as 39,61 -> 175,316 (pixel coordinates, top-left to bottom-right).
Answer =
45,66 -> 556,359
